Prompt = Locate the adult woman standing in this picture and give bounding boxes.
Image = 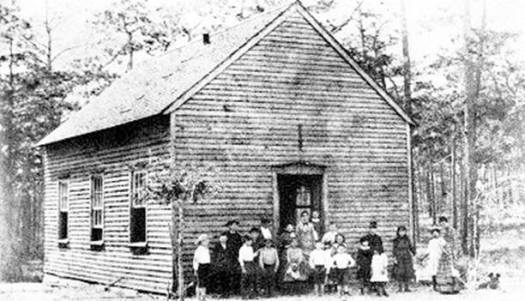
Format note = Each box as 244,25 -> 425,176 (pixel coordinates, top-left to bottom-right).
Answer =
295,211 -> 318,255
392,226 -> 415,292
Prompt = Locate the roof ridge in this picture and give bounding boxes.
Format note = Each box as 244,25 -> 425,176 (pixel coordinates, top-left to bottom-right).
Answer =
160,1 -> 295,58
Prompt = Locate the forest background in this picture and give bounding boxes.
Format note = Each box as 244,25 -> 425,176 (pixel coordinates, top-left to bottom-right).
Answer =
1,0 -> 524,282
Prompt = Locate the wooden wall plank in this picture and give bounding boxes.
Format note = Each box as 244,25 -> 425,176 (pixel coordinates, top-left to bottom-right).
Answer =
173,9 -> 410,277
43,116 -> 173,294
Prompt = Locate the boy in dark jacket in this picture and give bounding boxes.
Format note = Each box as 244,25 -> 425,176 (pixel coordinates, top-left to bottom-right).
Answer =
212,232 -> 231,297
361,221 -> 384,253
225,220 -> 243,295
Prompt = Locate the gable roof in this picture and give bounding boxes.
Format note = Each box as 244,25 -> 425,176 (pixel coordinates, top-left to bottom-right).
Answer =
38,1 -> 414,146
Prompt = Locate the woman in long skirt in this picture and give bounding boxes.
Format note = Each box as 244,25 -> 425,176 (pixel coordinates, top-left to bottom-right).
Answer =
296,211 -> 317,255
392,226 -> 415,292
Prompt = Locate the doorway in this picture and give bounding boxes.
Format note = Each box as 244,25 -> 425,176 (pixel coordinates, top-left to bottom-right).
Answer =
277,174 -> 323,233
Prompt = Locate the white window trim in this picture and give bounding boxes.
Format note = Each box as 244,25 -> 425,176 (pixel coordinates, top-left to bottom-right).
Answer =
58,179 -> 69,241
58,179 -> 69,212
90,174 -> 104,241
129,170 -> 148,244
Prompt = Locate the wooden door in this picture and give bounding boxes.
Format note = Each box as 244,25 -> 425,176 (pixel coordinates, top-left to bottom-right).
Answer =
278,174 -> 322,232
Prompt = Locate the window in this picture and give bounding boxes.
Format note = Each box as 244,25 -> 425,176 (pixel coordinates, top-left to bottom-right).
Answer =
295,185 -> 313,222
90,175 -> 104,242
130,171 -> 147,243
58,180 -> 69,241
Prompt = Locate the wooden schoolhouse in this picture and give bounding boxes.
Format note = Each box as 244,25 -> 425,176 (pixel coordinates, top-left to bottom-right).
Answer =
37,1 -> 416,294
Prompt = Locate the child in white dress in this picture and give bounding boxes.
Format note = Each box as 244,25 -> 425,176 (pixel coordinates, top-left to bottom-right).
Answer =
370,249 -> 389,296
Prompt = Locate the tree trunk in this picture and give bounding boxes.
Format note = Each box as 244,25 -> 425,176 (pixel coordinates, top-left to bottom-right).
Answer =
171,200 -> 186,301
430,168 -> 436,224
178,201 -> 185,301
426,168 -> 433,218
439,162 -> 446,215
127,31 -> 134,71
451,138 -> 458,228
44,5 -> 53,72
0,36 -> 23,281
399,0 -> 418,244
400,0 -> 412,115
463,0 -> 483,258
170,201 -> 177,296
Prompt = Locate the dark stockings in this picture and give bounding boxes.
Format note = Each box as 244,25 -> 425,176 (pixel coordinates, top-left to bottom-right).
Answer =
375,282 -> 388,297
398,280 -> 410,292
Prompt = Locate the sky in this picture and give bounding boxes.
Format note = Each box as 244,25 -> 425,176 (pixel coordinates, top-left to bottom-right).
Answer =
7,0 -> 525,72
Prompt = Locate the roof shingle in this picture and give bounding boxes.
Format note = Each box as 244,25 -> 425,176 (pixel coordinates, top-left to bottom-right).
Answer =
38,3 -> 291,146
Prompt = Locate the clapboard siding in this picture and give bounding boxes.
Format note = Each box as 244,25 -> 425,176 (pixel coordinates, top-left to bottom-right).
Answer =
173,9 -> 410,272
43,116 -> 173,293
42,6 -> 411,294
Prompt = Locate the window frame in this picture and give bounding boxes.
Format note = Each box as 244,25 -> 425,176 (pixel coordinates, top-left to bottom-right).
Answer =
129,170 -> 148,252
57,179 -> 70,246
90,174 -> 104,246
131,170 -> 147,209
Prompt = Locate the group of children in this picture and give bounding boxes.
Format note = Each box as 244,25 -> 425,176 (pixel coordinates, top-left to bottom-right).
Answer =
192,213 -> 416,300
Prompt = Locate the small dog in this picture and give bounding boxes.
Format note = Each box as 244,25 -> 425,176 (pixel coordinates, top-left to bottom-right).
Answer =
477,273 -> 500,290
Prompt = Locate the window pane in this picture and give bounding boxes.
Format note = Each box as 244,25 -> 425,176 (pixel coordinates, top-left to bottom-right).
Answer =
59,181 -> 68,212
59,212 -> 68,239
92,210 -> 102,227
130,207 -> 146,242
296,186 -> 311,206
90,175 -> 104,241
91,175 -> 103,208
132,171 -> 146,207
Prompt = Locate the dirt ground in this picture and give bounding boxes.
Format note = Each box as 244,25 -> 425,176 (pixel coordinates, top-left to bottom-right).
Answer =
0,281 -> 524,301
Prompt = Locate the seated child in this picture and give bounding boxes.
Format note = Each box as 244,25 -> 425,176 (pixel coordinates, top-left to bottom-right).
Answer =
309,241 -> 332,296
370,249 -> 389,296
258,239 -> 279,297
283,238 -> 309,282
331,244 -> 355,296
239,235 -> 257,299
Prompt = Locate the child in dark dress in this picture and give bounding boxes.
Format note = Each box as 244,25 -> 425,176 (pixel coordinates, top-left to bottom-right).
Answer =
356,238 -> 373,295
